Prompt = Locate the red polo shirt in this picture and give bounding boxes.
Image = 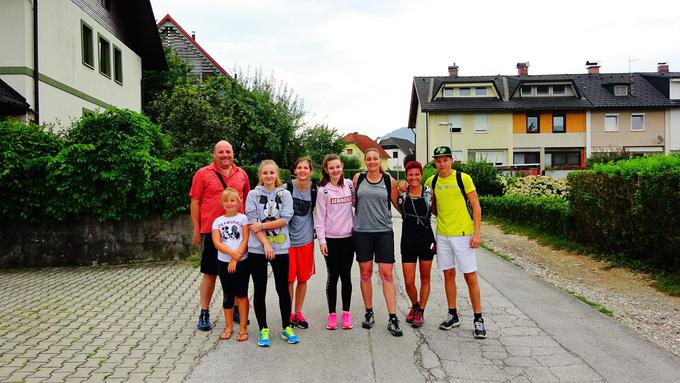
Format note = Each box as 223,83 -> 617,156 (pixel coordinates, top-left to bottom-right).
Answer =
189,162 -> 251,233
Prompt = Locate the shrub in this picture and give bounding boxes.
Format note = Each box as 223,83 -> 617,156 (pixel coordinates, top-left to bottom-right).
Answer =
420,161 -> 503,196
0,120 -> 63,221
569,154 -> 680,271
340,154 -> 362,170
47,109 -> 168,221
156,152 -> 212,218
480,195 -> 574,237
504,175 -> 570,198
585,149 -> 634,168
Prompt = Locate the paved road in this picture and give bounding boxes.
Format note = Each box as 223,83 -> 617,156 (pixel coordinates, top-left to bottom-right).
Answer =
1,218 -> 679,382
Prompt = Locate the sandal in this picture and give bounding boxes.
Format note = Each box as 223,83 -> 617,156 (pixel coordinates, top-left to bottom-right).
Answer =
220,329 -> 233,340
237,332 -> 249,342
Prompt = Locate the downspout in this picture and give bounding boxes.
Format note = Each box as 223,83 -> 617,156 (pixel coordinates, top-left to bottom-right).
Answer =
425,112 -> 429,164
33,0 -> 39,124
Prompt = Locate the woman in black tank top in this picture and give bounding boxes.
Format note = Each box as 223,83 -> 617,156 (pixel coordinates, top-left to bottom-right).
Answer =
397,161 -> 435,328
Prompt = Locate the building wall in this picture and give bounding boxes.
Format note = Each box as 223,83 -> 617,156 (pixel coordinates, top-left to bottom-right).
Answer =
671,109 -> 680,152
414,104 -> 428,164
590,110 -> 665,150
385,148 -> 406,170
426,112 -> 513,164
513,112 -> 586,134
0,0 -> 142,129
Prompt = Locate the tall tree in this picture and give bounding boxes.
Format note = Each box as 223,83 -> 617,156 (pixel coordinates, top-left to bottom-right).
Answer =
297,123 -> 346,166
141,48 -> 192,121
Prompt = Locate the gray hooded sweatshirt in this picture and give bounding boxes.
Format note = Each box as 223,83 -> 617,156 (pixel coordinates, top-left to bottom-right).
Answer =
245,185 -> 294,255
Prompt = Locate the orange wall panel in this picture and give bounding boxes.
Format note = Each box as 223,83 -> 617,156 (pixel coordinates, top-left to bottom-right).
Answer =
513,113 -> 526,134
539,114 -> 552,133
566,112 -> 586,132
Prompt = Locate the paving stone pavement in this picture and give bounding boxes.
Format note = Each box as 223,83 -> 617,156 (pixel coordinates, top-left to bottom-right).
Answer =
0,262 -> 219,383
2,217 -> 679,382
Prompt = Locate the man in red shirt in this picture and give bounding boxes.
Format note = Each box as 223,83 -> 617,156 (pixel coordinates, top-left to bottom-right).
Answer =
190,140 -> 250,331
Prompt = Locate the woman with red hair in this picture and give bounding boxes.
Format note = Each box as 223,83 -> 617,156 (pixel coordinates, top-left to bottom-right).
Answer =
397,161 -> 435,328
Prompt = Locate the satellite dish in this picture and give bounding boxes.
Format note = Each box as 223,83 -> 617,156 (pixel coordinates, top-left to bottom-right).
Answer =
657,135 -> 664,144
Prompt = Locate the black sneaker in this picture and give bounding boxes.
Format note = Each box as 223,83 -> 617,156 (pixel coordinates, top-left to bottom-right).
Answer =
362,310 -> 375,329
439,312 -> 460,330
293,313 -> 309,329
197,310 -> 211,331
387,317 -> 403,337
473,319 -> 487,339
233,309 -> 250,325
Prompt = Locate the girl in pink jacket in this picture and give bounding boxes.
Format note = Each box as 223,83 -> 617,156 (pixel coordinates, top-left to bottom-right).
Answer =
315,154 -> 355,330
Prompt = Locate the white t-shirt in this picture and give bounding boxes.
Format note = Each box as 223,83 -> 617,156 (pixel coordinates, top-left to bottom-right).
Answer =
212,213 -> 249,262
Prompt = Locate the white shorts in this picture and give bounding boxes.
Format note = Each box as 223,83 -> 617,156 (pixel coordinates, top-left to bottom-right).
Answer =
435,235 -> 477,273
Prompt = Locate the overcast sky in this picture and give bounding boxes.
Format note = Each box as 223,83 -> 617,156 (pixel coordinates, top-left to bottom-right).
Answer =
150,0 -> 680,138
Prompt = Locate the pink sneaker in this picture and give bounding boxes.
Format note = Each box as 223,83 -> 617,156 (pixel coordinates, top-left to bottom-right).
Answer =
326,313 -> 338,330
341,311 -> 353,329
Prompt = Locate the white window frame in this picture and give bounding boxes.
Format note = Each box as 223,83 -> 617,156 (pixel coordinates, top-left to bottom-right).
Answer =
452,150 -> 464,162
459,88 -> 471,96
443,88 -> 454,97
521,86 -> 533,96
614,85 -> 628,96
449,114 -> 464,133
552,85 -> 566,95
631,113 -> 645,132
474,114 -> 488,133
604,114 -> 619,132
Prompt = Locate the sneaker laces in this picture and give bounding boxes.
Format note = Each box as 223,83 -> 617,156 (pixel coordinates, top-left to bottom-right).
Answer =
284,326 -> 296,336
261,328 -> 270,339
474,321 -> 485,332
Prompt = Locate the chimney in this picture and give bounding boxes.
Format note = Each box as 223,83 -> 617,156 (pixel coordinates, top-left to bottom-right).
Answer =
517,62 -> 529,76
586,60 -> 601,74
448,63 -> 459,77
191,31 -> 196,40
658,62 -> 669,74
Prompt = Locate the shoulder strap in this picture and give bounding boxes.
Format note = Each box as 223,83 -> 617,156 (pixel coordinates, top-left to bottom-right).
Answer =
355,172 -> 367,211
276,189 -> 284,204
456,171 -> 473,219
285,180 -> 293,194
213,170 -> 227,190
383,173 -> 392,210
431,174 -> 439,216
311,180 -> 318,208
456,171 -> 469,203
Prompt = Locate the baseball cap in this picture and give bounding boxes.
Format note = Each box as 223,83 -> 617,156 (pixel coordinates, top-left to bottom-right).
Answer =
432,146 -> 453,158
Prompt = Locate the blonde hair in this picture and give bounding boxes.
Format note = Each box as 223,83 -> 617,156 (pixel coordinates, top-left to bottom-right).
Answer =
257,159 -> 283,187
220,188 -> 242,208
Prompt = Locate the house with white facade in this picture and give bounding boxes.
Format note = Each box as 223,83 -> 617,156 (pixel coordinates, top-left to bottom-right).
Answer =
0,0 -> 166,127
379,137 -> 415,170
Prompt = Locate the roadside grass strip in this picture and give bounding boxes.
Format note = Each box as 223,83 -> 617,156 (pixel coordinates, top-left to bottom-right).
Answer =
570,292 -> 614,317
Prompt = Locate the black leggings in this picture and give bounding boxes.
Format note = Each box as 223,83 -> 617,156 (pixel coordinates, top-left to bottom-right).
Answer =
249,252 -> 291,330
325,237 -> 354,313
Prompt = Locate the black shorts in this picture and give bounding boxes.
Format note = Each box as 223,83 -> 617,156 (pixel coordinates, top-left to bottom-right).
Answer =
353,231 -> 395,264
401,249 -> 435,263
200,234 -> 218,275
217,259 -> 250,308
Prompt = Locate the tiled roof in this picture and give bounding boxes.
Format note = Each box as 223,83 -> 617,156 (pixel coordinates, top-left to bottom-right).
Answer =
157,14 -> 230,78
0,79 -> 29,115
380,137 -> 415,155
344,133 -> 390,159
409,71 -> 680,126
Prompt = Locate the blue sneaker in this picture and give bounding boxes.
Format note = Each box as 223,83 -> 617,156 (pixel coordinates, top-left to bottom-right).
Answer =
258,328 -> 270,347
197,310 -> 211,331
281,325 -> 299,344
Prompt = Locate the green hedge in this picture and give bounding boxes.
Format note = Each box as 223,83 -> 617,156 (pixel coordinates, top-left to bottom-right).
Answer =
568,155 -> 680,271
0,120 -> 63,220
480,195 -> 574,237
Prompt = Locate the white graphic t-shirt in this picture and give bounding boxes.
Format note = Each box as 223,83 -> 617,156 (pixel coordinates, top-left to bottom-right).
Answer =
211,213 -> 249,262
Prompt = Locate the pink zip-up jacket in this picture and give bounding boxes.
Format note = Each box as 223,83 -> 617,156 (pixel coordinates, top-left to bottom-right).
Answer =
314,178 -> 354,245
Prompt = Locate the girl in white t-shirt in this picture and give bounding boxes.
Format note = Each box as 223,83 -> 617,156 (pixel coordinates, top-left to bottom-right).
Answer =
212,188 -> 250,342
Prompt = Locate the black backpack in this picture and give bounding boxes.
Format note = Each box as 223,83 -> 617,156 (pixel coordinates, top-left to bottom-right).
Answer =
355,172 -> 391,211
285,179 -> 318,208
431,171 -> 472,218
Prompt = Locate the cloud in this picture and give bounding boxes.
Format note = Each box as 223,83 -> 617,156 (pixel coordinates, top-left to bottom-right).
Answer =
152,0 -> 680,138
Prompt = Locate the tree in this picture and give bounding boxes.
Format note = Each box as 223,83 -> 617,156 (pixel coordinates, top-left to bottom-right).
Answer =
297,123 -> 346,166
142,47 -> 192,120
151,76 -> 304,168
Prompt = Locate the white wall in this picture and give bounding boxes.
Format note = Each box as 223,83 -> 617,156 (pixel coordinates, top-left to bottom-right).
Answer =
671,109 -> 680,152
1,0 -> 143,128
386,148 -> 407,170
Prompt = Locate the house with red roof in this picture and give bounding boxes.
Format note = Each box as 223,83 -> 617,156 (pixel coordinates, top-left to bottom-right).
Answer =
157,14 -> 230,80
343,132 -> 390,170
